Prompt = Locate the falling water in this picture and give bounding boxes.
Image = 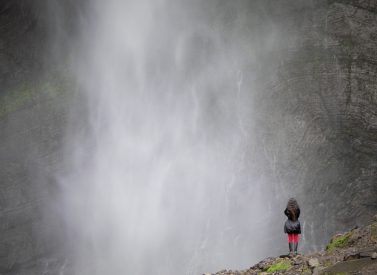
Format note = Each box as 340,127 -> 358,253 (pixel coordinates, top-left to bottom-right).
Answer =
57,1 -> 282,274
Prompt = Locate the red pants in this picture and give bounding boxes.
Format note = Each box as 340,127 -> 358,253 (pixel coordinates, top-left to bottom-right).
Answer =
287,233 -> 299,243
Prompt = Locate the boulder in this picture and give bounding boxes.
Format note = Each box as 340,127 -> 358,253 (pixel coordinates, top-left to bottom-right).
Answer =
308,258 -> 320,268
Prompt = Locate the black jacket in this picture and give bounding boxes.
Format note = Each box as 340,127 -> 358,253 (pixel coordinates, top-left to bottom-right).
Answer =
284,219 -> 301,234
284,206 -> 301,234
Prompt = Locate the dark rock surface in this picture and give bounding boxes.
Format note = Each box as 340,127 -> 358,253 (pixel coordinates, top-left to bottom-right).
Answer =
0,91 -> 70,273
0,1 -> 75,273
0,1 -> 46,89
251,0 -> 377,252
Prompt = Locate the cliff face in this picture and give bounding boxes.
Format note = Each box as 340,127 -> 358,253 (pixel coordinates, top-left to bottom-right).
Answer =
212,215 -> 377,275
251,0 -> 377,252
1,0 -> 377,274
0,92 -> 69,272
0,1 -> 74,273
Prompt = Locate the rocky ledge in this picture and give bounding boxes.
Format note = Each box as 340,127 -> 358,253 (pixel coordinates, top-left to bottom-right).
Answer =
209,215 -> 377,275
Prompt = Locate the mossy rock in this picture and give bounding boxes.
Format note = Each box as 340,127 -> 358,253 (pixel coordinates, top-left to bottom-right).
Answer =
0,83 -> 34,116
301,265 -> 311,274
0,71 -> 74,118
264,259 -> 291,273
324,257 -> 335,266
326,232 -> 352,252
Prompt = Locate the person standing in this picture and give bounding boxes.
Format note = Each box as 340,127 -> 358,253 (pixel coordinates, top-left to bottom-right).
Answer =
284,198 -> 301,255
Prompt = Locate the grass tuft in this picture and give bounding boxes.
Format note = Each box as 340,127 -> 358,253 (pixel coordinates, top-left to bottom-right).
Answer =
265,259 -> 291,273
326,232 -> 352,252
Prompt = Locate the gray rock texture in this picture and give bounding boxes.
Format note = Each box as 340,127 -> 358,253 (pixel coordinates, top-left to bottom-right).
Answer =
251,0 -> 377,251
0,92 -> 70,273
0,1 -> 74,273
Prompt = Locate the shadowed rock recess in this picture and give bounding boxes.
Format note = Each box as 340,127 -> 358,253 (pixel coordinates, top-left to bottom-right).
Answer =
0,0 -> 377,274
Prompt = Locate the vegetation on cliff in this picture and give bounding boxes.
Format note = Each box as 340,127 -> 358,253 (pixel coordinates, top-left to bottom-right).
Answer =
0,72 -> 74,118
211,215 -> 377,275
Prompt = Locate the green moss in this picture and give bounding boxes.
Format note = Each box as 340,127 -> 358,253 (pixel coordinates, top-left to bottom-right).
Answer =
301,265 -> 311,274
0,84 -> 31,116
265,259 -> 291,273
0,72 -> 74,118
326,232 -> 352,252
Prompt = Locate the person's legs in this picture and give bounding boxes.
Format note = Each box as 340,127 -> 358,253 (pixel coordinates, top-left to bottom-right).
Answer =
293,234 -> 299,254
287,234 -> 293,254
293,233 -> 298,243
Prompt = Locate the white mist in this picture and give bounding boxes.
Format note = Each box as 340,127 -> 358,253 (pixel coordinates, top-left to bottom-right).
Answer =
58,1 -> 275,274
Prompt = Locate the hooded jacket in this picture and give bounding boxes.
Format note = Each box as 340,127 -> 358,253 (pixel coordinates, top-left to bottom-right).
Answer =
284,198 -> 301,234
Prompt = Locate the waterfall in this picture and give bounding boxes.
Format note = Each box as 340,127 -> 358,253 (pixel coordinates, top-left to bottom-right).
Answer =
57,1 -> 279,274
